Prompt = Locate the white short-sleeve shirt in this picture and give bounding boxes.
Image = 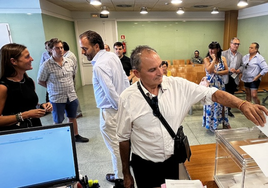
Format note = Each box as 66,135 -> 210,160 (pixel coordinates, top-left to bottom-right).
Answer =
117,76 -> 217,162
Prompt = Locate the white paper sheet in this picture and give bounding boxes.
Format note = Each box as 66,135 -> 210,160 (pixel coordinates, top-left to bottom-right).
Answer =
165,179 -> 204,188
240,142 -> 268,177
256,115 -> 268,137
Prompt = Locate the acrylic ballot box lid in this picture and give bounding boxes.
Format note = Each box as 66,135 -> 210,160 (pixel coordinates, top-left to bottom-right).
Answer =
215,127 -> 267,164
214,127 -> 268,188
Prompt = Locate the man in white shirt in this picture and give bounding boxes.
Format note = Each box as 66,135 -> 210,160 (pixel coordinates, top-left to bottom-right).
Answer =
40,41 -> 51,65
117,45 -> 268,188
79,30 -> 129,188
40,40 -> 52,102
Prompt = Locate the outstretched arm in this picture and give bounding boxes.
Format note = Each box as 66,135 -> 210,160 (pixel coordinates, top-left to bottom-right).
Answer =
212,90 -> 268,126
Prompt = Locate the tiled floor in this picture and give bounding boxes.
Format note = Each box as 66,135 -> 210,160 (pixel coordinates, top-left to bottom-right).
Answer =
40,85 -> 267,188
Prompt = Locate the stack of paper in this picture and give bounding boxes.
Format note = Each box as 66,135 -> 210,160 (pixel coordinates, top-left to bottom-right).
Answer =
241,123 -> 268,177
162,179 -> 204,188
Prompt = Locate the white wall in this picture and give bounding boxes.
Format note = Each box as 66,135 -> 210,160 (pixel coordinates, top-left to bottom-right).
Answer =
238,3 -> 268,19
39,0 -> 73,21
0,0 -> 41,13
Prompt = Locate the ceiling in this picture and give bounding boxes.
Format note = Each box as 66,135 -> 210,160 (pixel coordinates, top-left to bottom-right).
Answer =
46,0 -> 268,13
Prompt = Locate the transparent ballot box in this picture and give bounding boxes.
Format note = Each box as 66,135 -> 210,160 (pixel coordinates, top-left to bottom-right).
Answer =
214,127 -> 268,188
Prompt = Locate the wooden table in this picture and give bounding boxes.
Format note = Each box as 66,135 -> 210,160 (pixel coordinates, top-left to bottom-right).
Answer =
184,143 -> 219,188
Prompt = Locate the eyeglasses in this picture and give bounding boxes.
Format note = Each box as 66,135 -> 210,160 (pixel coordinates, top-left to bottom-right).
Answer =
232,43 -> 240,46
245,62 -> 249,69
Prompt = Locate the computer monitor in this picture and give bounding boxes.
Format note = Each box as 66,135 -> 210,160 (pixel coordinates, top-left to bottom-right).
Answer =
0,123 -> 79,188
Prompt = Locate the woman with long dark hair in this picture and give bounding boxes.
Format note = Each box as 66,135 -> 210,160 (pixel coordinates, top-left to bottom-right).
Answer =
202,41 -> 230,132
0,43 -> 52,131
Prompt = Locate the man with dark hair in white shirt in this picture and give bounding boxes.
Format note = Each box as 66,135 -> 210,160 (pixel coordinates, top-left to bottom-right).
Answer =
79,30 -> 129,188
117,45 -> 268,188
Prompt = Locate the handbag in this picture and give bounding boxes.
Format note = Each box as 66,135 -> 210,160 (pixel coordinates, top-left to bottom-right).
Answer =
137,82 -> 191,163
199,77 -> 210,87
199,73 -> 215,87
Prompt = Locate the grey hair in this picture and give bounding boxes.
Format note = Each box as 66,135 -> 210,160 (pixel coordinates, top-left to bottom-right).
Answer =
130,45 -> 157,71
230,37 -> 240,43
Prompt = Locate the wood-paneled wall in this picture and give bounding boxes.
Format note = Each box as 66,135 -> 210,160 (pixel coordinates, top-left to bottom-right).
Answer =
223,10 -> 238,50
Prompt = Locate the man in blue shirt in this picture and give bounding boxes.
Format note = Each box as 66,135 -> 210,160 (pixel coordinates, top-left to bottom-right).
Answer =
242,42 -> 268,104
79,30 -> 129,188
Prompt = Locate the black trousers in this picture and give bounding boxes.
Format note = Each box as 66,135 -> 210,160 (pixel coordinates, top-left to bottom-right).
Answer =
225,75 -> 238,111
46,91 -> 49,103
131,153 -> 179,188
225,75 -> 237,95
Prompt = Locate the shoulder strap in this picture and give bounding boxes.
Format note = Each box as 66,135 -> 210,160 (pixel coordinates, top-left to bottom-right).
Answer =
137,82 -> 176,138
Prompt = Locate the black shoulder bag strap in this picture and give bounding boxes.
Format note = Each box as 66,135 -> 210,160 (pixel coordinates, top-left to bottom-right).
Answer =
137,81 -> 176,139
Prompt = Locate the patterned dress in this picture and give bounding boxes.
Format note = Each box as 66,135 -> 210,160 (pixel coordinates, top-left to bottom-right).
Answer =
202,58 -> 229,132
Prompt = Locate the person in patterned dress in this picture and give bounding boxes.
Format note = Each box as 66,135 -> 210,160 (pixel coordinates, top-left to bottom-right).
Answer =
203,42 -> 230,132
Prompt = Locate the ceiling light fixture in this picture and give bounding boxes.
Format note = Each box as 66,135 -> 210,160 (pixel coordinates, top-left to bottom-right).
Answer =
171,0 -> 182,4
176,7 -> 184,15
237,0 -> 248,7
140,7 -> 148,14
101,6 -> 109,14
89,0 -> 101,5
211,7 -> 219,14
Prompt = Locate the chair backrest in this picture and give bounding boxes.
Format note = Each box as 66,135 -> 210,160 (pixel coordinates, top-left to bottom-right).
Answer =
170,67 -> 177,77
259,73 -> 268,91
176,72 -> 186,78
185,65 -> 195,72
194,64 -> 205,72
185,59 -> 191,65
184,72 -> 197,83
196,71 -> 206,84
173,59 -> 185,66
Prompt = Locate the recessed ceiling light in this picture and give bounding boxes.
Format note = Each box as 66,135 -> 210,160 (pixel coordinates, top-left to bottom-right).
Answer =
89,0 -> 101,6
171,0 -> 182,4
237,0 -> 248,7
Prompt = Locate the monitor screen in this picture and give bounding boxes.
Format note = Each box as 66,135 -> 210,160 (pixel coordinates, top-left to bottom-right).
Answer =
0,123 -> 79,188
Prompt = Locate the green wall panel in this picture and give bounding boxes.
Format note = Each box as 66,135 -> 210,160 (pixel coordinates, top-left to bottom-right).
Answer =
238,15 -> 268,60
117,21 -> 224,62
42,14 -> 82,90
0,13 -> 46,102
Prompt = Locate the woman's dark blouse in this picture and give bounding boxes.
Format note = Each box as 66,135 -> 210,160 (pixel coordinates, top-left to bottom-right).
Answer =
0,75 -> 42,131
